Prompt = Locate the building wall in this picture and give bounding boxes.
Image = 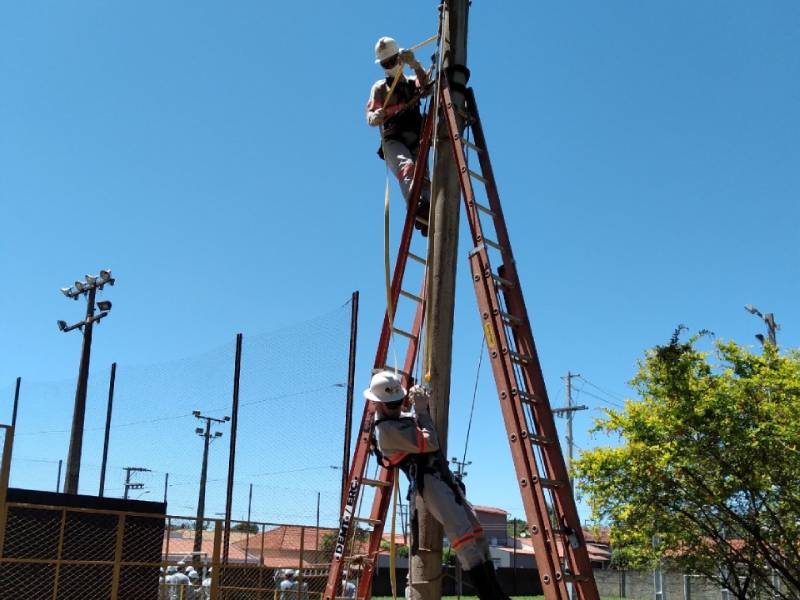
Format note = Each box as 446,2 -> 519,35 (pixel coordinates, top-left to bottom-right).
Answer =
594,569 -> 726,600
475,510 -> 508,547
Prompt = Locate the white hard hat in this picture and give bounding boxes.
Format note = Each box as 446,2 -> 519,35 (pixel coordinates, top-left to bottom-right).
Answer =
284,569 -> 295,577
166,566 -> 177,574
189,570 -> 200,581
295,569 -> 302,578
364,370 -> 406,403
375,37 -> 400,64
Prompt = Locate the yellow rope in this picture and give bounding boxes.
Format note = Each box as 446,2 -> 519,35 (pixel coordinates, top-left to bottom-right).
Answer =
381,34 -> 436,371
389,469 -> 400,600
384,178 -> 394,333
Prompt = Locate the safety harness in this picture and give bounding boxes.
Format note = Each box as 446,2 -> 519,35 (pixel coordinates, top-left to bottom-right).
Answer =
371,415 -> 466,556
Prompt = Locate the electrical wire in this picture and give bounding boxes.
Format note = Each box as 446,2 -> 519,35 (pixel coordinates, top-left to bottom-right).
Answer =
461,335 -> 485,466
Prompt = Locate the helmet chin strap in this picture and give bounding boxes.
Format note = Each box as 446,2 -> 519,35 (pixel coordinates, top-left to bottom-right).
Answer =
384,64 -> 403,79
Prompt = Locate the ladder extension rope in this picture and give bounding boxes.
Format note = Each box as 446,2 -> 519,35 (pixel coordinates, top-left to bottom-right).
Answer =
421,15 -> 447,384
389,469 -> 400,600
381,32 -> 439,373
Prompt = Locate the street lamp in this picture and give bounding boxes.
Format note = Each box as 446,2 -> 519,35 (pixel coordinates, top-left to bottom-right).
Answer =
58,268 -> 116,494
744,304 -> 779,347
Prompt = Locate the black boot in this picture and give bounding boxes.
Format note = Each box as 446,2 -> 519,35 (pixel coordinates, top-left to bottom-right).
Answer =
482,560 -> 512,600
466,563 -> 496,600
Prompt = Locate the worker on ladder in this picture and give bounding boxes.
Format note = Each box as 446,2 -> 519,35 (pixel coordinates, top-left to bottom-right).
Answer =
366,36 -> 431,235
365,371 -> 510,600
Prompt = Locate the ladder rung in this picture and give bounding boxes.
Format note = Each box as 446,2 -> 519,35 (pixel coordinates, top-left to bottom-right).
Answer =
562,573 -> 590,583
399,290 -> 424,303
499,310 -> 522,326
407,252 -> 427,265
361,478 -> 391,488
491,274 -> 514,289
536,477 -> 566,489
483,238 -> 506,253
391,327 -> 417,341
510,351 -> 534,365
529,434 -> 553,445
468,169 -> 488,185
475,201 -> 495,218
343,554 -> 371,564
352,516 -> 382,527
462,138 -> 483,153
415,216 -> 429,226
517,390 -> 539,404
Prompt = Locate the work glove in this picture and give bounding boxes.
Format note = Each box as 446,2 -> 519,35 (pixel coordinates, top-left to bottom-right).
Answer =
408,384 -> 430,414
400,48 -> 419,66
368,108 -> 386,126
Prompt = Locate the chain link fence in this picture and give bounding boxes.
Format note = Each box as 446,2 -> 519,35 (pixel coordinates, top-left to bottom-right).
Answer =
0,497 -> 343,600
3,300 -> 352,525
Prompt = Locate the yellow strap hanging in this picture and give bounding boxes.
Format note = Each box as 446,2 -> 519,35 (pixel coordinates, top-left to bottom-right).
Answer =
384,178 -> 394,332
389,469 -> 400,600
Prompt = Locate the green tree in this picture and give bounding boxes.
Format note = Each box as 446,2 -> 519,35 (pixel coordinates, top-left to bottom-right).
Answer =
575,330 -> 800,599
232,522 -> 260,533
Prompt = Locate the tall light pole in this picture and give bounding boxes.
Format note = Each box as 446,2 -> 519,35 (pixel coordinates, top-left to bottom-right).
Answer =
193,411 -> 229,561
58,269 -> 115,494
744,304 -> 780,347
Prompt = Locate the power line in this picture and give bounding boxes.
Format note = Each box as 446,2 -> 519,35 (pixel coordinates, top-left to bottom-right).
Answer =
575,375 -> 627,403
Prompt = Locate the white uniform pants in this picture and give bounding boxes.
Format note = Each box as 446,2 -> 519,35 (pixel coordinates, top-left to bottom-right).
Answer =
383,139 -> 430,207
415,471 -> 489,570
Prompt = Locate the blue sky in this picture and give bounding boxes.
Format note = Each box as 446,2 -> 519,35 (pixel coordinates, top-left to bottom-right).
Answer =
1,1 -> 798,526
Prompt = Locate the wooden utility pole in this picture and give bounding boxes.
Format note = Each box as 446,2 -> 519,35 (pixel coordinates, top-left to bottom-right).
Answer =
411,2 -> 470,599
553,373 -> 587,492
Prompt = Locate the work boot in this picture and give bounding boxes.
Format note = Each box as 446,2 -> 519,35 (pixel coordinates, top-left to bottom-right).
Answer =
482,561 -> 512,600
466,563 -> 497,600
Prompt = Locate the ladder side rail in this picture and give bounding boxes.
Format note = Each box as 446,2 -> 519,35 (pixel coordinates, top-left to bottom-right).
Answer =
463,88 -> 600,600
440,82 -> 569,599
374,108 -> 435,368
468,251 -> 570,600
502,291 -> 599,600
324,109 -> 436,600
463,88 -> 516,266
358,273 -> 429,600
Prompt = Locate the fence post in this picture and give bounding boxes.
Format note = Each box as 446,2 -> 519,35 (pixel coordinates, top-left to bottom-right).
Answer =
51,508 -> 68,600
0,425 -> 14,558
110,513 -> 127,600
211,520 -> 222,599
297,527 -> 305,600
683,574 -> 691,600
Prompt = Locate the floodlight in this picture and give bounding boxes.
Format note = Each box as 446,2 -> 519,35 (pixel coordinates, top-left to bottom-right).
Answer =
223,416 -> 231,422
100,269 -> 112,282
85,275 -> 97,284
61,287 -> 73,297
74,281 -> 85,292
57,320 -> 68,331
195,427 -> 204,435
744,304 -> 762,317
755,334 -> 765,345
97,300 -> 112,311
193,410 -> 201,417
214,432 -> 223,438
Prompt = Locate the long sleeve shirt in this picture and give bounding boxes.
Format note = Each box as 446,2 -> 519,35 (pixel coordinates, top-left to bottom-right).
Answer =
374,410 -> 440,466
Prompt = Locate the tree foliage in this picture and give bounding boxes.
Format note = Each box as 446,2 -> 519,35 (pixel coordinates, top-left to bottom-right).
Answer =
575,330 -> 800,599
